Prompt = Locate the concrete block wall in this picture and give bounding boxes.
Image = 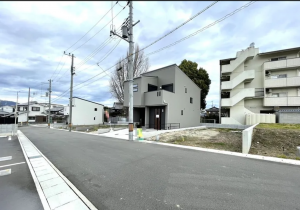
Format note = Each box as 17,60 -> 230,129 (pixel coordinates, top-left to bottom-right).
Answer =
242,123 -> 259,154
0,124 -> 18,135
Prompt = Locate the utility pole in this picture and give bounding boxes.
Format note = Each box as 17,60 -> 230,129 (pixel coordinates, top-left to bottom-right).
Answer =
110,1 -> 139,140
64,52 -> 75,132
27,87 -> 30,125
14,91 -> 19,135
128,1 -> 134,140
48,80 -> 52,128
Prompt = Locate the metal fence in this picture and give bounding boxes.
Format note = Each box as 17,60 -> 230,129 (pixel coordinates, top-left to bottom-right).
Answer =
200,119 -> 216,124
0,124 -> 18,135
199,123 -> 250,130
144,123 -> 180,130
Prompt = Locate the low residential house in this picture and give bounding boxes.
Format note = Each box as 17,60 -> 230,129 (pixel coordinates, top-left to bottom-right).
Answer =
0,106 -> 14,113
123,64 -> 201,129
206,106 -> 219,116
64,97 -> 104,125
0,111 -> 16,124
17,102 -> 48,123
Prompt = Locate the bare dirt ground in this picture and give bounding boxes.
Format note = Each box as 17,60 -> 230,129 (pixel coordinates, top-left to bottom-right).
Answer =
147,128 -> 243,152
250,127 -> 300,160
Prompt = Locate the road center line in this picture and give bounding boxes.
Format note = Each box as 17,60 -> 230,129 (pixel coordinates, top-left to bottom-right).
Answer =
0,162 -> 26,168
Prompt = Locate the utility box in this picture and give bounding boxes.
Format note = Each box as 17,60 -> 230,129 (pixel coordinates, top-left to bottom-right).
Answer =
122,25 -> 128,38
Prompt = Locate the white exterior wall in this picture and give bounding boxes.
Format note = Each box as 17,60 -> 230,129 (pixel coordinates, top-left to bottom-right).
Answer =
221,46 -> 300,125
18,104 -> 46,122
69,98 -> 104,125
0,106 -> 14,112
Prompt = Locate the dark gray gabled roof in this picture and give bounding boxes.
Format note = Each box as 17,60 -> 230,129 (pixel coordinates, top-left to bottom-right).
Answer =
72,97 -> 104,106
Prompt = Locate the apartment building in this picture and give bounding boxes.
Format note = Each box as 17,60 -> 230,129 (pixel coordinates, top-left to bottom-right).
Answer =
220,44 -> 300,125
123,64 -> 201,129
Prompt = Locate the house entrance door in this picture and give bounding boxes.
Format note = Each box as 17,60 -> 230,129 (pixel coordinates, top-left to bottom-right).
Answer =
154,108 -> 161,130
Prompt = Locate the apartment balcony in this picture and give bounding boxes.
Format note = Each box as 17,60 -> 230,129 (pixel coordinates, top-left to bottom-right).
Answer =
222,70 -> 255,90
264,57 -> 300,70
264,96 -> 300,106
222,48 -> 258,74
144,90 -> 174,106
265,76 -> 300,88
221,88 -> 255,107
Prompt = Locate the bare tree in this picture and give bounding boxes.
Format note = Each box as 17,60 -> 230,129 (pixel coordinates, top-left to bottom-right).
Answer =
109,44 -> 149,103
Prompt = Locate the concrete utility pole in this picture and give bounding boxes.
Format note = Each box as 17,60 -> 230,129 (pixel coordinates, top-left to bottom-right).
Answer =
110,1 -> 138,140
64,52 -> 75,132
128,1 -> 134,140
14,91 -> 19,135
27,87 -> 30,125
48,79 -> 52,128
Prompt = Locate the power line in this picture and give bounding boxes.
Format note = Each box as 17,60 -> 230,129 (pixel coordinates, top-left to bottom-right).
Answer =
51,1 -> 255,102
50,54 -> 64,80
52,56 -> 68,83
65,2 -> 118,52
138,1 -> 219,53
70,4 -> 128,53
146,1 -> 256,57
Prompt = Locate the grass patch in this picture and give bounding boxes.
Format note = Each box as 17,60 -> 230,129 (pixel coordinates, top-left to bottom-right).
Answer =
277,154 -> 287,159
256,123 -> 300,130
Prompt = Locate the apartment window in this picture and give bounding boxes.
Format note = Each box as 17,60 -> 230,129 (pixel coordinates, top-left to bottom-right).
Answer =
190,97 -> 193,104
32,107 -> 40,111
271,74 -> 287,79
185,87 -> 187,93
133,84 -> 138,92
270,56 -> 286,61
181,110 -> 183,115
94,108 -> 97,111
272,93 -> 287,97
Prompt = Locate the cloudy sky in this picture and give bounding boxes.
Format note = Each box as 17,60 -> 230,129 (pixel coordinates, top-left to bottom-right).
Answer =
0,1 -> 299,108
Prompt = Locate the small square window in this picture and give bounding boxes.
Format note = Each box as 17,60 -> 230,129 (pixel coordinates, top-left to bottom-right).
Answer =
94,117 -> 96,120
181,110 -> 183,115
190,97 -> 193,104
133,84 -> 138,92
94,108 -> 97,111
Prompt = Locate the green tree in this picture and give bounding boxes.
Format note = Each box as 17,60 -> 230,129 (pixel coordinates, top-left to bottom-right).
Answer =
179,59 -> 211,109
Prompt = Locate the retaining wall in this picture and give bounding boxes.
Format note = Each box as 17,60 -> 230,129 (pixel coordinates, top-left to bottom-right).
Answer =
199,123 -> 250,130
242,123 -> 259,154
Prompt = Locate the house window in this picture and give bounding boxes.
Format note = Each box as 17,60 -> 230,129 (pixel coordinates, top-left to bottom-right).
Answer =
24,107 -> 28,111
148,84 -> 158,92
94,117 -> 96,120
270,56 -> 286,61
94,108 -> 97,111
181,110 -> 183,115
133,84 -> 138,92
17,107 -> 20,111
161,84 -> 173,92
190,97 -> 193,104
29,117 -> 35,120
185,87 -> 187,93
32,107 -> 40,111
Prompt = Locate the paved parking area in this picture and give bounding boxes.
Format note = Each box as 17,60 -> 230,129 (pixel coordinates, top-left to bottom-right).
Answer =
0,136 -> 43,210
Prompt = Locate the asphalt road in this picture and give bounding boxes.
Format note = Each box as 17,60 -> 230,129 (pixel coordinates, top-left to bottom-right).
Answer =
20,127 -> 300,210
0,136 -> 43,210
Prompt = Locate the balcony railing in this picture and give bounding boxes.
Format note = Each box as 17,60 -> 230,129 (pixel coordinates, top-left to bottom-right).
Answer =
264,96 -> 300,106
265,76 -> 300,88
264,57 -> 300,70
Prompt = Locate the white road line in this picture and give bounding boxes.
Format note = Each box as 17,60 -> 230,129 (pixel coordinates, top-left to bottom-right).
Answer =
0,162 -> 25,168
0,168 -> 11,176
18,130 -> 98,210
0,156 -> 12,161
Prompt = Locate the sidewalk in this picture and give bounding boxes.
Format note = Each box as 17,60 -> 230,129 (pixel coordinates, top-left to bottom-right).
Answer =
0,135 -> 43,210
